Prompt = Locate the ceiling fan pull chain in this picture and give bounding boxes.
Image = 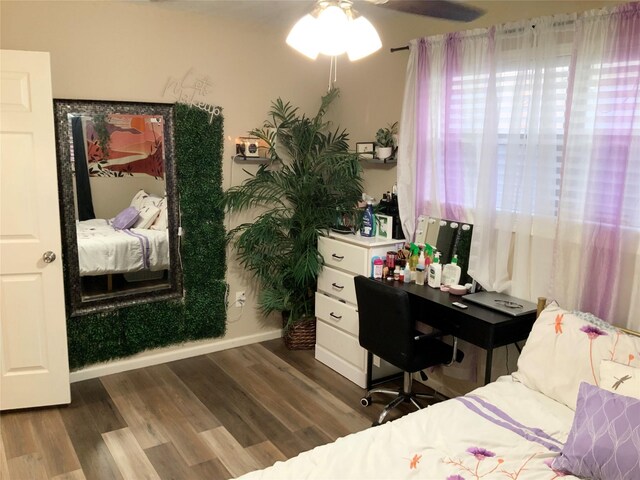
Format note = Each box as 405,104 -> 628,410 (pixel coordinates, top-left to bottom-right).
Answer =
328,56 -> 338,91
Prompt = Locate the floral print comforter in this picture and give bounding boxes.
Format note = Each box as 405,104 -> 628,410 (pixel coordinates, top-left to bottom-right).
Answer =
238,377 -> 577,479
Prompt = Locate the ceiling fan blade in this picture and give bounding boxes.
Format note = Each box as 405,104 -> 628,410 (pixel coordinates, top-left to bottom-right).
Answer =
376,1 -> 485,22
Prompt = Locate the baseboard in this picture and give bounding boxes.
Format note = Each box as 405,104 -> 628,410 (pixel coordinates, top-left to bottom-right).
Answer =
69,328 -> 283,383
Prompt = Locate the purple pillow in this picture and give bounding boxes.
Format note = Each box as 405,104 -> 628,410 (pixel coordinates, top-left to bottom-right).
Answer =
112,206 -> 139,230
552,382 -> 640,480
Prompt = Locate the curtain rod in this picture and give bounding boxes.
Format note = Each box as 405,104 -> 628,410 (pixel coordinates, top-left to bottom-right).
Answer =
390,46 -> 410,53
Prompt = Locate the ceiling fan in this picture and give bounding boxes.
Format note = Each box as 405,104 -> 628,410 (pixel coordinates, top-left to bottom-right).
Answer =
288,1 -> 484,61
363,0 -> 485,23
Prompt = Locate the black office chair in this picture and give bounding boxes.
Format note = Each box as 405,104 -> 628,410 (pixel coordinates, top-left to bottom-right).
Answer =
354,275 -> 464,425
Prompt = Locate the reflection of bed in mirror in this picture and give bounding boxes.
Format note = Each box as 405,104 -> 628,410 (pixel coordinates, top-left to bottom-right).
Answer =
77,220 -> 169,276
77,188 -> 171,296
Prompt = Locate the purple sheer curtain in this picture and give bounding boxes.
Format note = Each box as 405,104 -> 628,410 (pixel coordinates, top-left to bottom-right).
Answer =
554,3 -> 640,325
413,31 -> 492,224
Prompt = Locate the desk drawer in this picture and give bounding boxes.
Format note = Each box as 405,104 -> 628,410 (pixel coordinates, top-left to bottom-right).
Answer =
315,292 -> 359,336
316,321 -> 366,371
319,236 -> 368,276
317,267 -> 356,304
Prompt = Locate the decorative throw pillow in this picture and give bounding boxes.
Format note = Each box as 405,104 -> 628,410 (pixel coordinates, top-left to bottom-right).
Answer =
599,360 -> 640,399
133,205 -> 160,229
513,303 -> 640,409
551,382 -> 640,480
111,206 -> 139,230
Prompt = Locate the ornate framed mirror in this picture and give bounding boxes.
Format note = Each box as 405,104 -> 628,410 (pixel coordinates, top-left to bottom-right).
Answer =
54,100 -> 183,316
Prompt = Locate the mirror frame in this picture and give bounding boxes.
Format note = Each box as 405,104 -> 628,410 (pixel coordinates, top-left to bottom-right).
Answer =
54,99 -> 183,317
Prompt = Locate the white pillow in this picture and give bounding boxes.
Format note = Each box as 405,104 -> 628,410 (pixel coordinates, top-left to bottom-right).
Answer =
130,189 -> 163,210
599,360 -> 640,399
513,303 -> 640,409
133,205 -> 160,229
150,197 -> 168,230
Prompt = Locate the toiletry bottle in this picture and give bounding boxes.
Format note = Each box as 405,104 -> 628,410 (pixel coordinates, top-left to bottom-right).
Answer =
373,257 -> 383,279
403,261 -> 412,284
415,265 -> 425,286
424,244 -> 434,267
360,201 -> 375,237
427,252 -> 442,288
442,254 -> 462,286
418,249 -> 426,270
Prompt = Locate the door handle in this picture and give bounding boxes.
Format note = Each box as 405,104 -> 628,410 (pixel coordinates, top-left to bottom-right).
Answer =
42,251 -> 56,263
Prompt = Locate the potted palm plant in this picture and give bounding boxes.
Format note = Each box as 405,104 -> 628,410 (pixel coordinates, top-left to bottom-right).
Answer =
375,121 -> 398,160
221,89 -> 363,349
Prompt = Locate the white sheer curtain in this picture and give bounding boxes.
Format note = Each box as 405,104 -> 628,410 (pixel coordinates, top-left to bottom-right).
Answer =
471,16 -> 575,301
552,5 -> 640,326
397,4 -> 640,329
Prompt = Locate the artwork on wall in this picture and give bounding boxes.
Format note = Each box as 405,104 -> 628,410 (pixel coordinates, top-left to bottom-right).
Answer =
84,113 -> 165,179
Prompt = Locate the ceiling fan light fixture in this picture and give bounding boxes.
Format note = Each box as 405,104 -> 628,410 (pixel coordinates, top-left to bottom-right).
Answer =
286,14 -> 320,60
286,1 -> 381,61
347,16 -> 382,61
316,5 -> 350,56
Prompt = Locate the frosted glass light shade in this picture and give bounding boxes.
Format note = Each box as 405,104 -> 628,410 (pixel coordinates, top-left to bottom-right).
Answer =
286,14 -> 320,60
347,16 -> 382,61
286,5 -> 382,61
316,5 -> 349,56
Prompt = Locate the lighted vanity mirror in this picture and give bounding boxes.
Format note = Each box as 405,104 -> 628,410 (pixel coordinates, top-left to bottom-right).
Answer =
54,100 -> 183,316
422,217 -> 474,285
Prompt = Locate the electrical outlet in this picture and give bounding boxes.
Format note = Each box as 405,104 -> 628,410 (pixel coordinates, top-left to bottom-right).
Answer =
235,291 -> 246,307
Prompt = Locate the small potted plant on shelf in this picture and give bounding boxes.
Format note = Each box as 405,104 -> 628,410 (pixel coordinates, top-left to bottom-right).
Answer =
375,121 -> 398,160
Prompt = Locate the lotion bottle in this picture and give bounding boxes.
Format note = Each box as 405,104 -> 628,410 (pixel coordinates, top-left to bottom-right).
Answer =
360,201 -> 375,237
427,253 -> 442,288
442,254 -> 462,286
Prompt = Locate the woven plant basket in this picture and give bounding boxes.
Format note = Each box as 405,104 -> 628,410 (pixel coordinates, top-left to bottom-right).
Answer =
283,314 -> 316,350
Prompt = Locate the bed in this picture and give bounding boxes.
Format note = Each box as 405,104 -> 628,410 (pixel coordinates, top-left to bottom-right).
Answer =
77,189 -> 170,276
238,304 -> 640,480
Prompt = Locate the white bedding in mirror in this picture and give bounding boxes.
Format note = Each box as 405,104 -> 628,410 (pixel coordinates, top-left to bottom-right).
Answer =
77,219 -> 170,276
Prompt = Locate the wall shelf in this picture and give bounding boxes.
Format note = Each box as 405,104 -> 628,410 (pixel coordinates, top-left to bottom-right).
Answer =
232,155 -> 270,164
362,156 -> 396,165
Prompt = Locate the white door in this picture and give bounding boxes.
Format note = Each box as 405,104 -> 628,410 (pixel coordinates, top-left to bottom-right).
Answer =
0,49 -> 70,410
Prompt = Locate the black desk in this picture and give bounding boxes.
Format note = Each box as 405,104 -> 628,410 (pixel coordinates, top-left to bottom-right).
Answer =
368,281 -> 536,387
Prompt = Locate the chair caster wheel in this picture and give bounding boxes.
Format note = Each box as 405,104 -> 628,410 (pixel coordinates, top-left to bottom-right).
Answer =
360,396 -> 372,407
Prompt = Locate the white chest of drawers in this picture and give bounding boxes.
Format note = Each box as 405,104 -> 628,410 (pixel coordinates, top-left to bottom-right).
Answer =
315,232 -> 404,388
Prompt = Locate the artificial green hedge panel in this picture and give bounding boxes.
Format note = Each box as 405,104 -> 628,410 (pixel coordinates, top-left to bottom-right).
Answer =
67,105 -> 227,369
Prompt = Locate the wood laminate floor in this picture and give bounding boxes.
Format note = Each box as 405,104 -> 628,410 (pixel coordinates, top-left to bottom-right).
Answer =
0,339 -> 438,480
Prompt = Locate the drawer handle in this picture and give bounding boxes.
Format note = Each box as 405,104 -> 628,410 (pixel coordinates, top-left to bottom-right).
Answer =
331,282 -> 344,290
329,312 -> 342,320
331,253 -> 344,260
